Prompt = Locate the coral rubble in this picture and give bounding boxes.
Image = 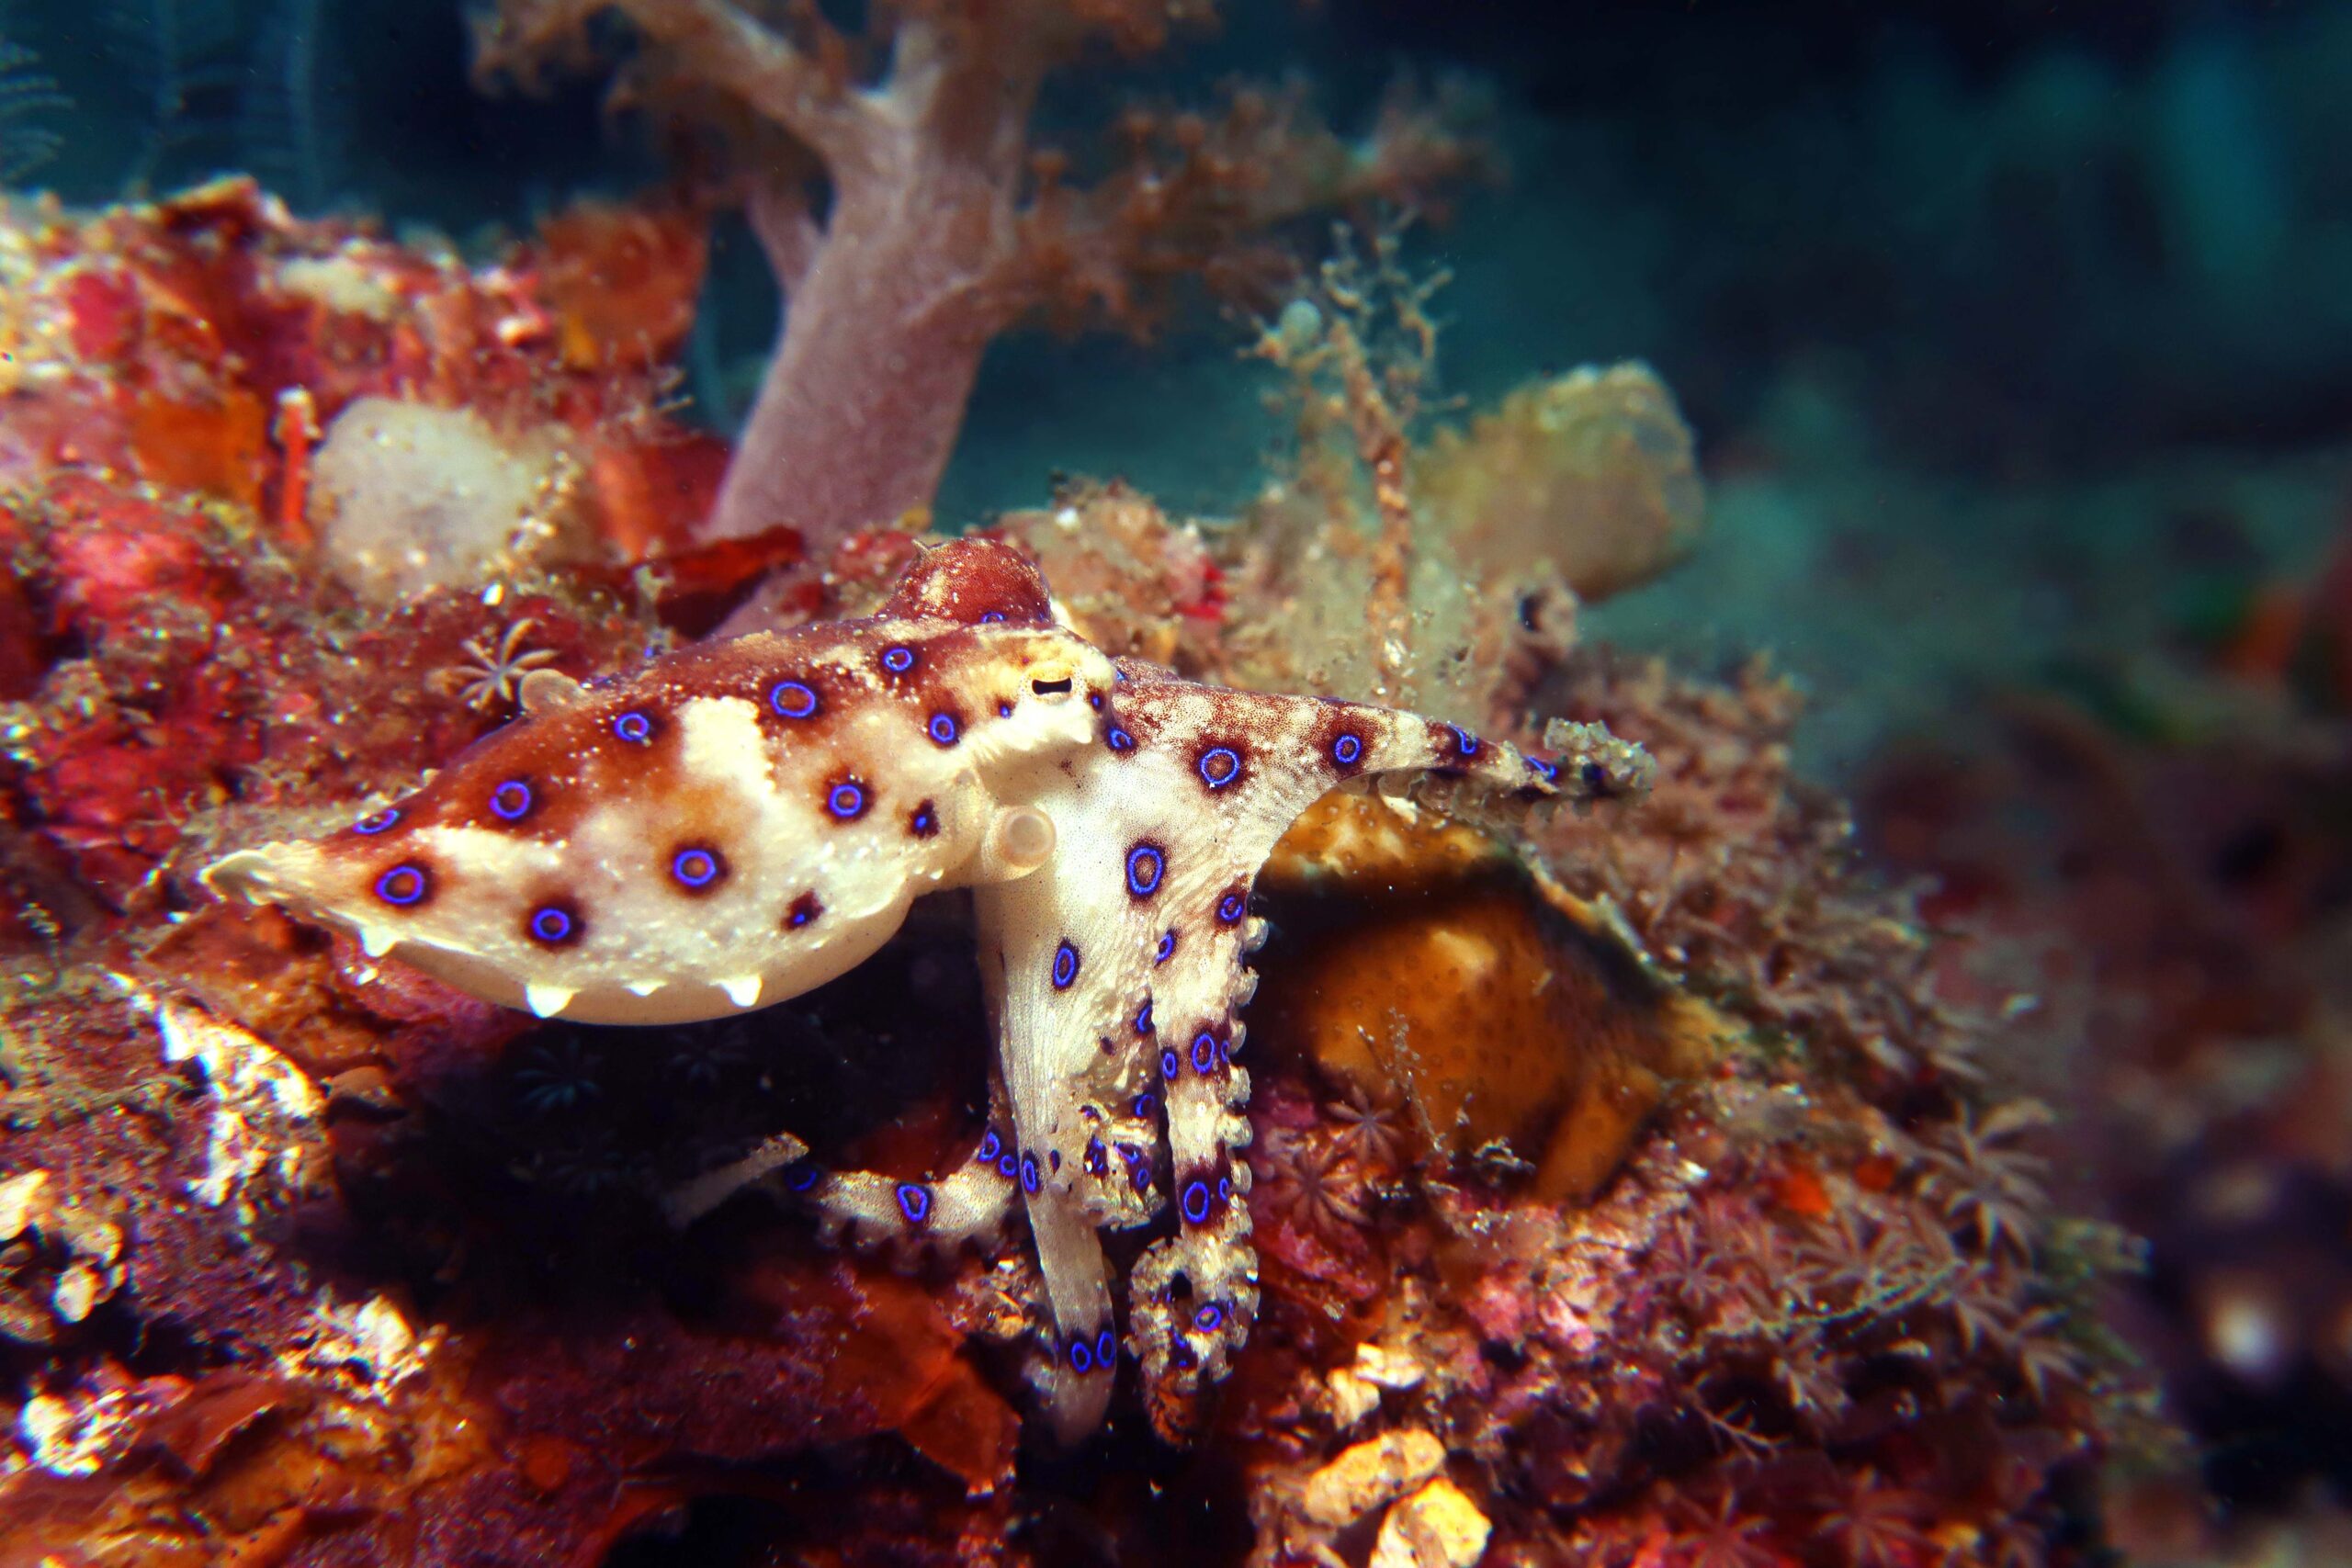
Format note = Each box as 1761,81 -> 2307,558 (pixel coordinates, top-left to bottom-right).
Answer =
0,181 -> 2150,1567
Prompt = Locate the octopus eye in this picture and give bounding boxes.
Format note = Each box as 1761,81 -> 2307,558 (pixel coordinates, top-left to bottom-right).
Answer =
879,645 -> 917,674
1181,1180 -> 1212,1225
768,680 -> 820,719
1068,1338 -> 1095,1374
1051,941 -> 1080,990
926,712 -> 960,746
489,780 -> 534,821
1190,1031 -> 1217,1074
1095,1328 -> 1117,1368
1197,746 -> 1242,789
1193,1302 -> 1225,1333
825,780 -> 868,820
670,846 -> 726,889
353,807 -> 401,835
373,863 -> 429,906
1125,843 -> 1165,897
526,903 -> 579,945
1330,731 -> 1364,767
895,1183 -> 932,1224
1106,725 -> 1136,752
613,710 -> 656,744
1216,891 -> 1247,925
1155,930 -> 1177,964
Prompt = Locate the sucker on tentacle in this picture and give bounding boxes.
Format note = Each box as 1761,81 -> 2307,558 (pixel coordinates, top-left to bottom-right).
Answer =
202,537 -> 1652,1443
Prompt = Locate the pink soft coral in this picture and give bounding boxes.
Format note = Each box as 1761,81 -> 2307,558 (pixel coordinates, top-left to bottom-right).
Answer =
476,0 -> 1483,548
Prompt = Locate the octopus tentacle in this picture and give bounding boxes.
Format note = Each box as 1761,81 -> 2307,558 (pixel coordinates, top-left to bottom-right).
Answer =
200,537 -> 1653,1446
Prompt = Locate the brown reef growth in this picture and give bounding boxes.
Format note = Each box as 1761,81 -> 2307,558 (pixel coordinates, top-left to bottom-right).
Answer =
0,174 -> 2153,1567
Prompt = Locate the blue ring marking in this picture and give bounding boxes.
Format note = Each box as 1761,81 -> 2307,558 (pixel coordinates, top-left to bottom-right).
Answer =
353,807 -> 401,835
786,893 -> 823,929
1085,1137 -> 1108,1176
1194,1303 -> 1225,1333
1197,746 -> 1241,789
671,848 -> 722,888
1449,724 -> 1482,757
997,701 -> 1013,717
1049,1150 -> 1061,1174
1216,892 -> 1246,924
1125,844 -> 1164,897
768,680 -> 819,719
528,906 -> 573,943
997,1153 -> 1019,1179
1191,1031 -> 1216,1074
1089,693 -> 1103,710
909,802 -> 938,836
1068,1338 -> 1095,1374
1106,726 -> 1136,752
1135,999 -> 1155,1035
1020,1155 -> 1040,1194
1182,1180 -> 1212,1224
1524,754 -> 1559,784
786,1162 -> 820,1192
1331,732 -> 1364,766
1217,1176 -> 1232,1202
1051,941 -> 1080,989
1155,931 -> 1177,964
880,644 -> 916,673
826,780 -> 867,819
895,1183 -> 931,1224
1582,760 -> 1609,791
613,710 -> 655,744
1133,1092 -> 1157,1120
489,780 -> 534,821
926,712 -> 960,746
979,611 -> 1007,624
1159,1049 -> 1180,1082
373,864 -> 428,906
1095,1328 -> 1117,1368
976,1129 -> 1001,1163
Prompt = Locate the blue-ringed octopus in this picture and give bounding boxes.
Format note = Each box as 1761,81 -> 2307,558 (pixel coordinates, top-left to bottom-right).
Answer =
203,537 -> 1654,1442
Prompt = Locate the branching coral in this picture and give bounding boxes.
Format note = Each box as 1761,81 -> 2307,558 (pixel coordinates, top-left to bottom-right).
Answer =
475,0 -> 1486,550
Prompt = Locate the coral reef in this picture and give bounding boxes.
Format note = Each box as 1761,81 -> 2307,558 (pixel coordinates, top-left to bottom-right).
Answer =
475,0 -> 1487,552
0,185 -> 2150,1567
